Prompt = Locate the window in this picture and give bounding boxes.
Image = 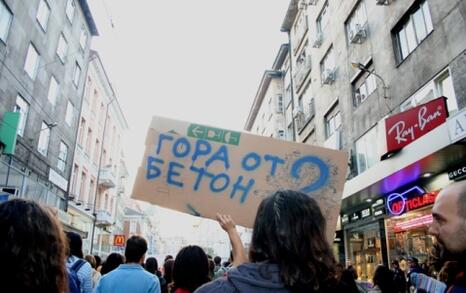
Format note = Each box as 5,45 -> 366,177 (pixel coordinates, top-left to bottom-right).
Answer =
353,64 -> 377,107
401,69 -> 458,114
277,95 -> 284,113
346,2 -> 368,43
36,0 -> 50,31
66,0 -> 75,23
320,46 -> 335,83
79,171 -> 87,201
73,62 -> 81,86
24,43 -> 40,80
71,164 -> 79,195
355,126 -> 378,174
47,76 -> 59,106
85,128 -> 92,154
292,11 -> 309,52
37,122 -> 50,156
79,26 -> 87,50
394,1 -> 433,62
88,178 -> 95,204
317,1 -> 330,35
14,95 -> 29,137
93,139 -> 100,165
65,101 -> 74,126
325,108 -> 341,138
0,1 -> 12,43
56,33 -> 68,63
286,122 -> 294,141
57,141 -> 68,172
78,117 -> 85,146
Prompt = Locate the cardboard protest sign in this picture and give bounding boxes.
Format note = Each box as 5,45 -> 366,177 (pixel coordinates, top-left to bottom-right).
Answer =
132,116 -> 348,242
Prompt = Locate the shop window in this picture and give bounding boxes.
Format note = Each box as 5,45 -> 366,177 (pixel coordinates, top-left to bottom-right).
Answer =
393,0 -> 433,62
355,126 -> 378,174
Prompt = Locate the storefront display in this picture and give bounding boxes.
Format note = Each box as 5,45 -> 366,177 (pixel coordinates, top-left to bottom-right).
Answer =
385,206 -> 435,265
346,221 -> 384,281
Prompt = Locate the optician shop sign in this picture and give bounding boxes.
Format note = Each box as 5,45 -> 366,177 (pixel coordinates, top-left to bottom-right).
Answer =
448,163 -> 466,181
386,186 -> 438,216
385,97 -> 448,155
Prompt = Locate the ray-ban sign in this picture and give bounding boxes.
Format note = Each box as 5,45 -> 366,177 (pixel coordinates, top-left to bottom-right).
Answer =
385,97 -> 448,154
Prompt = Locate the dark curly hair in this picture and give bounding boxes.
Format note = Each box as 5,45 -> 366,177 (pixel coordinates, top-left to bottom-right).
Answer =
249,190 -> 337,292
101,252 -> 124,275
0,199 -> 67,292
173,245 -> 210,292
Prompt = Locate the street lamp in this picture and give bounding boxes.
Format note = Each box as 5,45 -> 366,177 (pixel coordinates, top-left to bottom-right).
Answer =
90,97 -> 115,254
351,62 -> 389,99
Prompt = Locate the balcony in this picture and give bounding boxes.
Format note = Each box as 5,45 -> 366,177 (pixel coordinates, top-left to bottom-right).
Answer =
98,165 -> 116,189
96,209 -> 113,227
293,55 -> 312,90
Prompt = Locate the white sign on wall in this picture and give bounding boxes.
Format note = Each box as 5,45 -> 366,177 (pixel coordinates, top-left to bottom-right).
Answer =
447,108 -> 466,143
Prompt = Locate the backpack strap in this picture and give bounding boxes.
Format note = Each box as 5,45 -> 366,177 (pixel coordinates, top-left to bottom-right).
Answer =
71,259 -> 86,273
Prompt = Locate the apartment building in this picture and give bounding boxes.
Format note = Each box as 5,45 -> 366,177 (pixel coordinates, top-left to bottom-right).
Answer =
0,0 -> 97,219
67,50 -> 129,254
247,0 -> 466,281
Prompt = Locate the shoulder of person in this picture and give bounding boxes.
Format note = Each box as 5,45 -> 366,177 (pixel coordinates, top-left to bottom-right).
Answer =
194,278 -> 235,293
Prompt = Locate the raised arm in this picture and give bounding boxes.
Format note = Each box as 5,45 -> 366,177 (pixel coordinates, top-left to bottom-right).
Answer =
216,213 -> 247,267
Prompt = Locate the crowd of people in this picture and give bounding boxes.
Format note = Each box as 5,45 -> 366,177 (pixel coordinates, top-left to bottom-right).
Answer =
0,181 -> 465,292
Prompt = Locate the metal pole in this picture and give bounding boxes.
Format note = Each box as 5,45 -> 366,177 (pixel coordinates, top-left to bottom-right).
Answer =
90,97 -> 115,254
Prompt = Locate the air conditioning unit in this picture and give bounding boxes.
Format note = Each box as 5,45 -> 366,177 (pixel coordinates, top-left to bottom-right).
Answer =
355,93 -> 367,104
322,69 -> 335,84
349,24 -> 367,44
312,32 -> 323,48
276,129 -> 285,139
376,0 -> 389,5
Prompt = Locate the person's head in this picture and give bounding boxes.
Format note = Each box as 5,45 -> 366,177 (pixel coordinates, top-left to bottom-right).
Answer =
85,254 -> 97,269
145,257 -> 159,275
100,252 -> 124,275
249,190 -> 337,292
373,265 -> 396,293
213,256 -> 221,266
407,257 -> 419,268
94,255 -> 102,268
164,255 -> 174,262
0,199 -> 67,292
438,261 -> 461,287
125,235 -> 148,264
429,181 -> 466,256
340,269 -> 359,292
391,260 -> 400,269
173,245 -> 210,292
66,231 -> 84,258
208,259 -> 215,279
163,259 -> 175,284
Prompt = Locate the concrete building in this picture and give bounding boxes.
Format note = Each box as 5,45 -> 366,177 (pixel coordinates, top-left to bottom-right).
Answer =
67,50 -> 129,255
247,0 -> 466,281
0,0 -> 97,220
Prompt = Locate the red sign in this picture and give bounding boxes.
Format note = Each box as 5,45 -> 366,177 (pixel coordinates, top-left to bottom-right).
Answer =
394,214 -> 433,232
385,97 -> 448,154
113,235 -> 125,247
389,191 -> 438,215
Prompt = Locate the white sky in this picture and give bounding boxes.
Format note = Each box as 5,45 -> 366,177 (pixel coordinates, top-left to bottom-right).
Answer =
88,0 -> 290,253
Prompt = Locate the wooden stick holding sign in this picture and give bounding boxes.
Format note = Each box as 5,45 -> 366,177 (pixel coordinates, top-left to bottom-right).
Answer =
132,116 -> 348,243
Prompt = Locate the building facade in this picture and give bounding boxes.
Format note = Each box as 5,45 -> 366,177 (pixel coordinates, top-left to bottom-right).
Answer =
246,0 -> 466,281
66,50 -> 129,255
0,0 -> 97,220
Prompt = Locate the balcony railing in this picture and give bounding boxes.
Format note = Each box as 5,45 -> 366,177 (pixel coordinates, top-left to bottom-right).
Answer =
96,209 -> 113,227
98,165 -> 116,189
